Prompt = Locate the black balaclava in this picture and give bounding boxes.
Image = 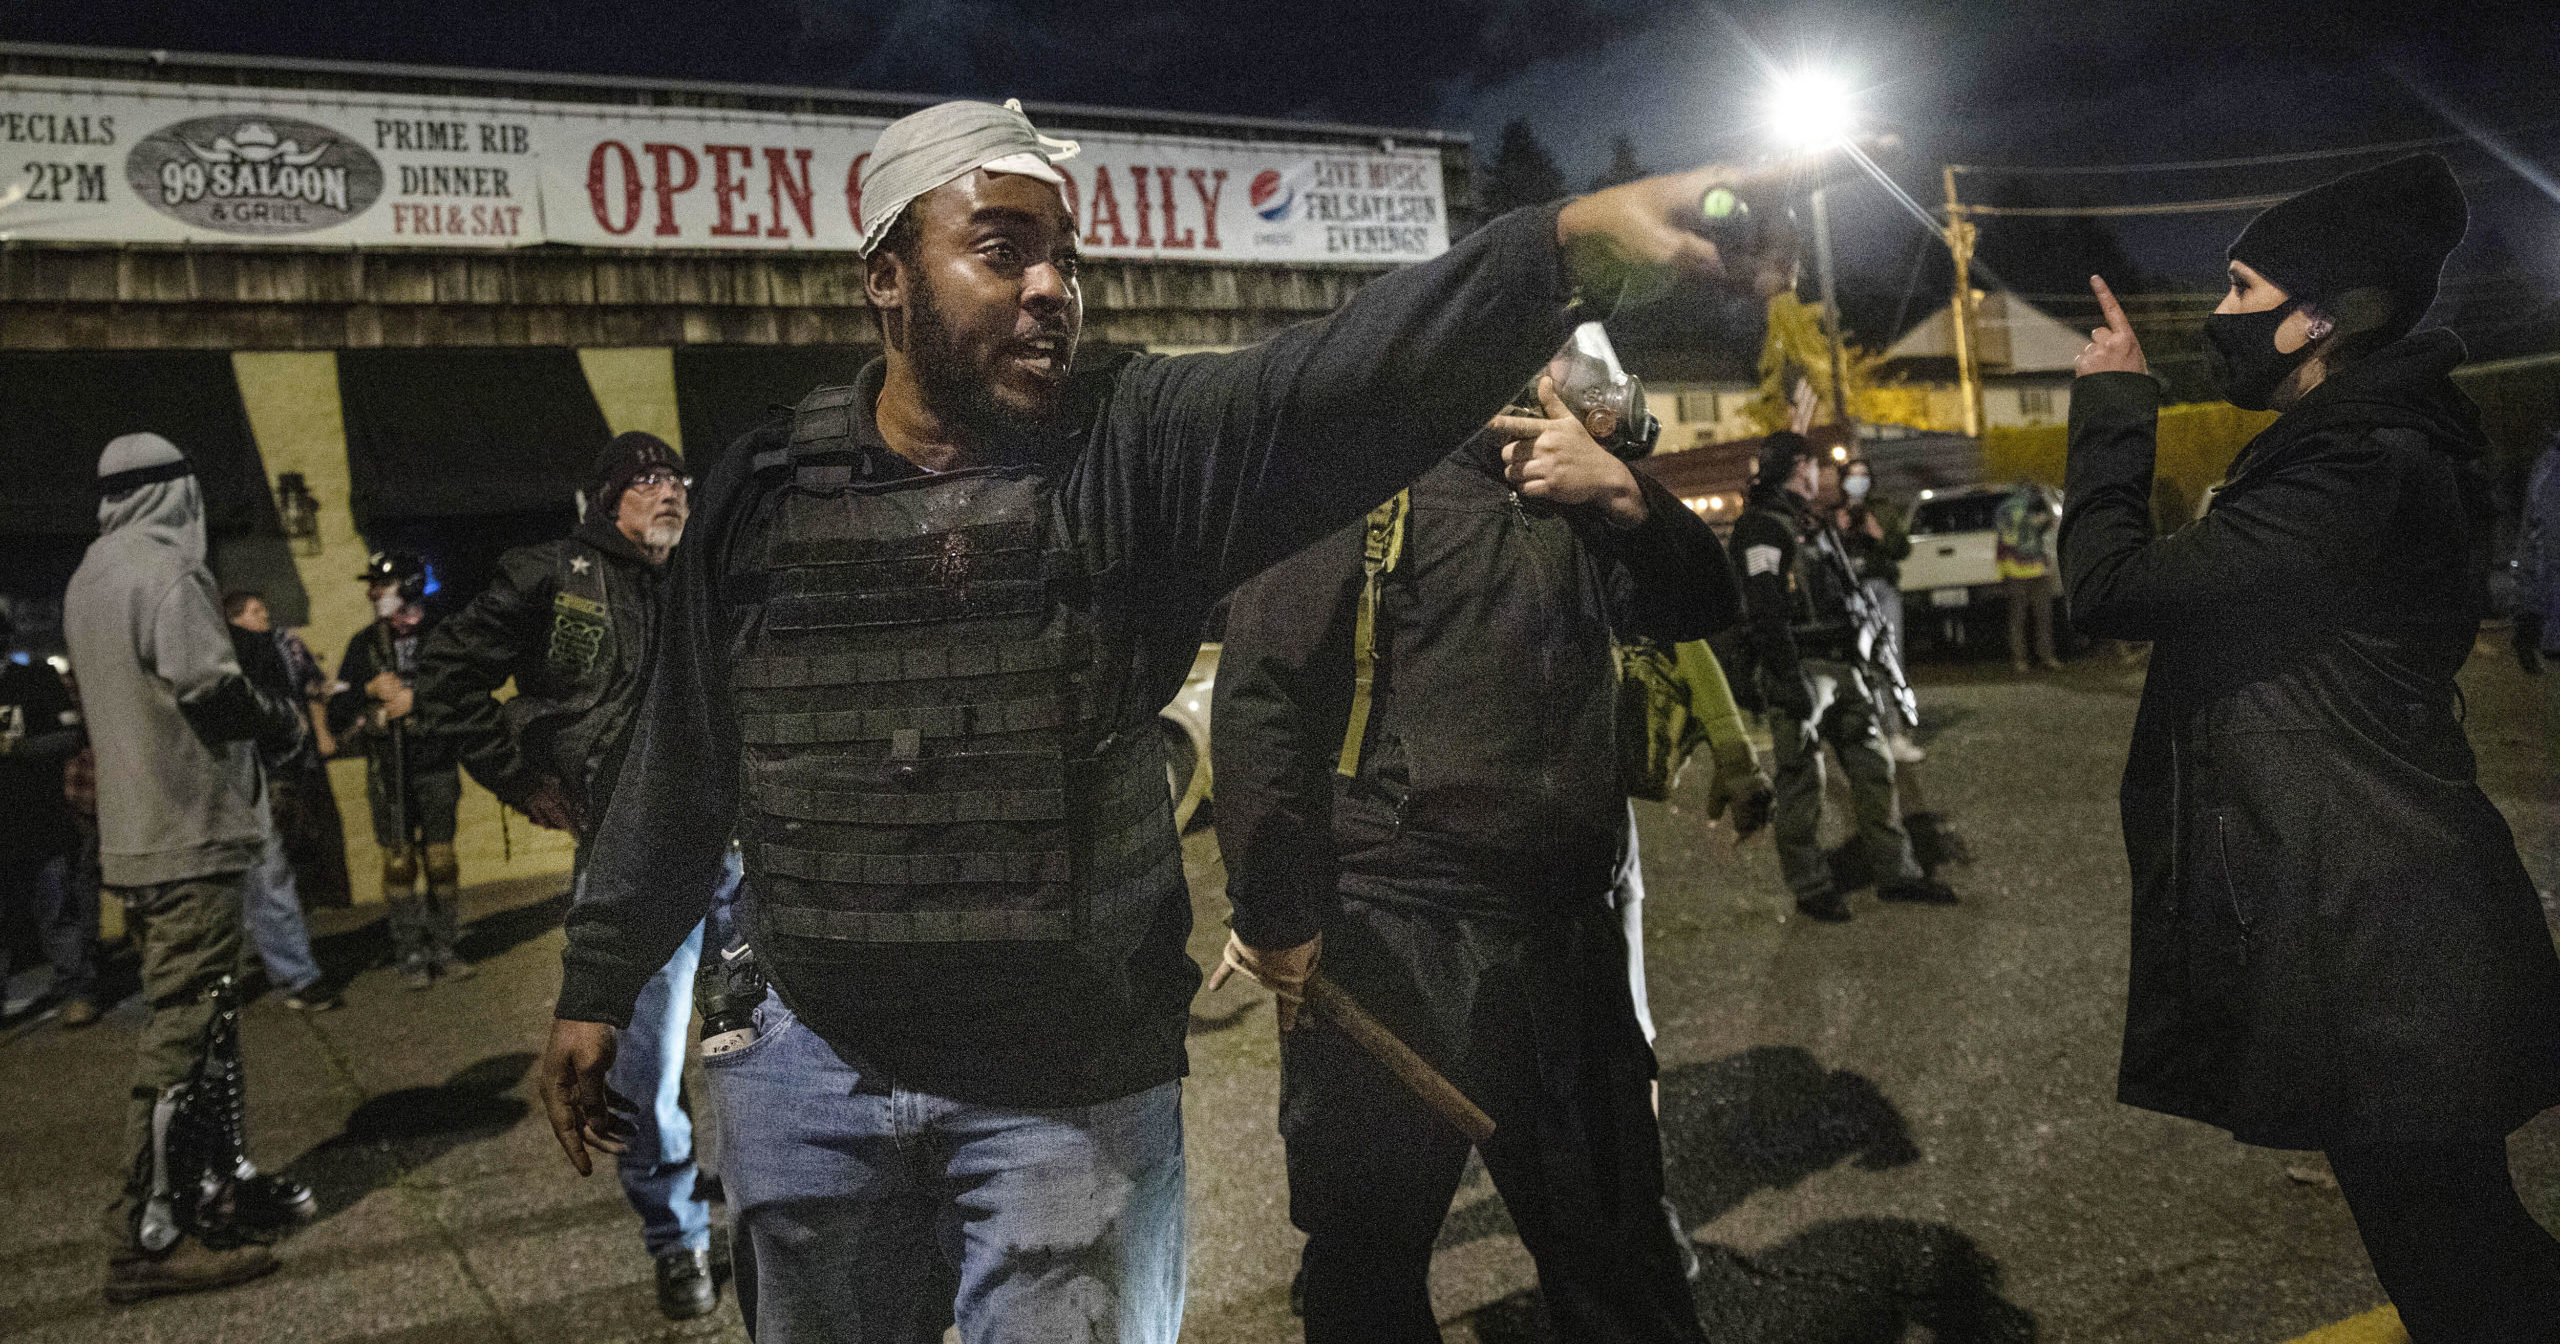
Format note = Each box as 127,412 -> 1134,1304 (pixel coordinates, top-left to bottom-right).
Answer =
2207,154 -> 2468,409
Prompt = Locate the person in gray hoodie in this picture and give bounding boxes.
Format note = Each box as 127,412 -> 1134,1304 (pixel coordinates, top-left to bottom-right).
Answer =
61,432 -> 308,1303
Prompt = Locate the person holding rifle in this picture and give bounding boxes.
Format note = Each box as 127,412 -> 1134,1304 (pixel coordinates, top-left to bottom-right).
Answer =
1733,431 -> 1954,923
533,95 -> 1797,1343
2064,155 -> 2560,1342
329,550 -> 467,988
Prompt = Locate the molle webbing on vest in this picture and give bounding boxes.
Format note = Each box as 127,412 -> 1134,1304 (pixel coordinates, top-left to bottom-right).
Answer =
733,630 -> 1085,689
735,384 -> 1178,947
738,694 -> 1071,747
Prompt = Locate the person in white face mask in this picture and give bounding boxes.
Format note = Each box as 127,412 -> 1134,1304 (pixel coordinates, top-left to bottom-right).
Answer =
326,548 -> 467,987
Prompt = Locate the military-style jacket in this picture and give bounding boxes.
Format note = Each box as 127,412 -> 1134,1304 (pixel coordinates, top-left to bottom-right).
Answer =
415,516 -> 662,816
1731,482 -> 1860,699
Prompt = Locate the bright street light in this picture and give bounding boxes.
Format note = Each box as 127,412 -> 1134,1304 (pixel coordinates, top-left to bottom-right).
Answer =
1766,68 -> 1855,150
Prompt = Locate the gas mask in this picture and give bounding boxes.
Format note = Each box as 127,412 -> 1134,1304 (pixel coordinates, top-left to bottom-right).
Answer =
1546,323 -> 1659,462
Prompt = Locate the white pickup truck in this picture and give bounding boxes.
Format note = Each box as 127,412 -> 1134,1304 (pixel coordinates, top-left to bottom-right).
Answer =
1897,485 -> 2012,642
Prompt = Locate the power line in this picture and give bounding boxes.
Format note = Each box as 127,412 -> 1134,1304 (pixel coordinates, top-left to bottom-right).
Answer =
1961,193 -> 2293,218
1948,123 -> 2557,178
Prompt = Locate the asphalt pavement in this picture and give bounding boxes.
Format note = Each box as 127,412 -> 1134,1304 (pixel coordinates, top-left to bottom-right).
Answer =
4,641 -> 2555,1343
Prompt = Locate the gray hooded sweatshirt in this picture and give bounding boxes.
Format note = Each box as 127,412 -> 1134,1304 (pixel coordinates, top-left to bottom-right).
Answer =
63,433 -> 297,886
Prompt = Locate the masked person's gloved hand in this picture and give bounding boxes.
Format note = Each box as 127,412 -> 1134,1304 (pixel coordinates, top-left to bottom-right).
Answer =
2516,612 -> 2545,675
1706,758 -> 1777,843
1207,931 -> 1322,1034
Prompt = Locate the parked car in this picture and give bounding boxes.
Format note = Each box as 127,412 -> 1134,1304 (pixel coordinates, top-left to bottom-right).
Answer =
1160,642 -> 1217,830
1898,485 -> 2010,647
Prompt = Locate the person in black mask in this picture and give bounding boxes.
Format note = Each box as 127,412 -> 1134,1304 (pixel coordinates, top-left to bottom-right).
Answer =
2066,154 -> 2560,1342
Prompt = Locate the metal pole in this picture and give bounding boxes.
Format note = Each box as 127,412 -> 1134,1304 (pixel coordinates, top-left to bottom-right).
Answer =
1942,164 -> 1984,439
1810,186 -> 1853,433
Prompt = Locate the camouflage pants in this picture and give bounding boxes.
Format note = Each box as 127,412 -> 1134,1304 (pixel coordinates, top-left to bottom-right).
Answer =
1768,660 -> 1922,900
113,873 -> 247,1176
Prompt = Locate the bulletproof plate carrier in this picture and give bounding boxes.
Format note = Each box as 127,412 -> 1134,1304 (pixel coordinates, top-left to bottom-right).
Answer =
732,386 -> 1178,947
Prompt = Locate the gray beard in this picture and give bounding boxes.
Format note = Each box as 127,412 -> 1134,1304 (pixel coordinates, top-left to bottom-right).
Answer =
643,519 -> 685,551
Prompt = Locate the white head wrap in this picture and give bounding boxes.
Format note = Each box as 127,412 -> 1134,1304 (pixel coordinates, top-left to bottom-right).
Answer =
858,99 -> 1080,256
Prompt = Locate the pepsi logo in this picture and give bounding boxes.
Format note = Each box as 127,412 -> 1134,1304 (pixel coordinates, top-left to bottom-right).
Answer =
1250,168 -> 1293,222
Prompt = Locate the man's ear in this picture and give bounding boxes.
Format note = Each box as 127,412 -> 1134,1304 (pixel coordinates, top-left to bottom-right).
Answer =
865,249 -> 907,345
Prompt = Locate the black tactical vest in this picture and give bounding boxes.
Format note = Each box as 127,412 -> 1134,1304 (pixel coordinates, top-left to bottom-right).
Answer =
732,385 -> 1180,950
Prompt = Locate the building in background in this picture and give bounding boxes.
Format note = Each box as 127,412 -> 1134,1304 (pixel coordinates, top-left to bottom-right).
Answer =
0,42 -> 1467,902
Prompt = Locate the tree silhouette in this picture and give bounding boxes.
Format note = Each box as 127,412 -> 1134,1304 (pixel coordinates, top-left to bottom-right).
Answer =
1591,134 -> 1646,191
1480,120 -> 1568,215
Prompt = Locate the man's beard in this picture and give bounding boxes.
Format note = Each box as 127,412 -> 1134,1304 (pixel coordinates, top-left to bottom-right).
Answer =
643,517 -> 685,551
906,272 -> 1058,441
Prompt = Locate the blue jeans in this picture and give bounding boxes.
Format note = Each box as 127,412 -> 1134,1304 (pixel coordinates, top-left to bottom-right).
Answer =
594,845 -> 739,1257
242,825 -> 323,993
705,992 -> 1186,1344
2,849 -> 95,1002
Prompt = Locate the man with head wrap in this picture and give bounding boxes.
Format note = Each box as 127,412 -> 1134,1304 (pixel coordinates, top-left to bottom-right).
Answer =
537,97 -> 1793,1342
62,433 -> 308,1302
414,430 -> 734,1320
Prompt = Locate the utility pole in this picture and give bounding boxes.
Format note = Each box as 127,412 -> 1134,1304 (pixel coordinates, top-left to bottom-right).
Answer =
1808,185 -> 1853,434
1941,164 -> 1985,439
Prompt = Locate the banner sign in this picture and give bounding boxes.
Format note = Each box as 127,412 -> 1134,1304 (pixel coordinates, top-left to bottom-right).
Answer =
0,76 -> 1447,263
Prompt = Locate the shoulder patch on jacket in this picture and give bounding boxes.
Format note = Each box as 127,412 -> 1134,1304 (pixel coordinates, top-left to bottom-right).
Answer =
1744,544 -> 1783,577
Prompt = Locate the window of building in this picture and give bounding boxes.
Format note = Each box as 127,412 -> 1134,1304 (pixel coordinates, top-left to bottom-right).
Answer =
2018,387 -> 2055,418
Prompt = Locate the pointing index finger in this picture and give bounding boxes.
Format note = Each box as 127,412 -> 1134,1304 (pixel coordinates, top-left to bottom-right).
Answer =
2090,274 -> 2133,338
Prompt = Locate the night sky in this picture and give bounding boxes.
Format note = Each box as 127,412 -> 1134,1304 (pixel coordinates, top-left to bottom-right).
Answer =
10,1 -> 2559,352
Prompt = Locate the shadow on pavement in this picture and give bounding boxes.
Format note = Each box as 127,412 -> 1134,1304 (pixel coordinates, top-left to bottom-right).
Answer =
1446,1046 -> 2034,1341
280,1052 -> 534,1220
1463,1219 -> 2036,1344
1189,997 -> 1258,1037
306,886 -> 569,981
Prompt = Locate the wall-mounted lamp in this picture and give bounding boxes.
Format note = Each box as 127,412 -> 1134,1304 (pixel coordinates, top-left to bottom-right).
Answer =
276,472 -> 322,556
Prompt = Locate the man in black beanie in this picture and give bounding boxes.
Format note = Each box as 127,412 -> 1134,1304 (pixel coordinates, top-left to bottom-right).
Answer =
2067,155 -> 2560,1342
414,430 -> 734,1320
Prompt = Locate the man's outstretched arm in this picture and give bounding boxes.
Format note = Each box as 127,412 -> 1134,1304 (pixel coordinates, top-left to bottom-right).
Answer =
1129,167 -> 1798,598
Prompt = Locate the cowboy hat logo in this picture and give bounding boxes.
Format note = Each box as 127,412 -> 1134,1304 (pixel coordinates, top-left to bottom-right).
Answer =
126,112 -> 383,236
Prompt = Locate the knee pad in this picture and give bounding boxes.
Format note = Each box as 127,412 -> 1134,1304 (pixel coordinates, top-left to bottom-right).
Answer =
422,842 -> 459,887
380,844 -> 419,887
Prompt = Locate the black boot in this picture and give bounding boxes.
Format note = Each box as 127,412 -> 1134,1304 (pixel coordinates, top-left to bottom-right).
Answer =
656,1245 -> 717,1321
1795,889 -> 1853,923
1878,877 -> 1959,905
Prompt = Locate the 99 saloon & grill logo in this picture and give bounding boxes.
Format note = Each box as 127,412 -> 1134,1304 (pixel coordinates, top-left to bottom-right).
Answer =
124,113 -> 384,235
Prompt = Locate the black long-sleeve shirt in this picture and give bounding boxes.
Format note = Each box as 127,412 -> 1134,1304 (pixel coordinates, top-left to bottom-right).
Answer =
555,204 -> 1586,1107
1212,437 -> 1740,949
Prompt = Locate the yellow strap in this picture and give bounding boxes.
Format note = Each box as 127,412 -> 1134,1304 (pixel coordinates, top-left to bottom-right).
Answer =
1337,490 -> 1408,777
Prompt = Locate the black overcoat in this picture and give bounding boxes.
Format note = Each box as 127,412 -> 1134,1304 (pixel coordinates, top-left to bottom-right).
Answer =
2061,332 -> 2560,1149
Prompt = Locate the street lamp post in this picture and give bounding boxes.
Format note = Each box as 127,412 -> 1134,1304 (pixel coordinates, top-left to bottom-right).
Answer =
1808,185 -> 1852,432
1767,70 -> 1858,439
1941,165 -> 1985,439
